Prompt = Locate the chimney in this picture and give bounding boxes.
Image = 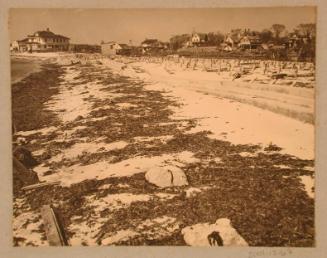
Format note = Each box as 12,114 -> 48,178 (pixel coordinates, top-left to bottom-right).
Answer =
46,28 -> 50,32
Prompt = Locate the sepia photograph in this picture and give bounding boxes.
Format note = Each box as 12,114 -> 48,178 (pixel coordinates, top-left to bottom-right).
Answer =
9,7 -> 316,247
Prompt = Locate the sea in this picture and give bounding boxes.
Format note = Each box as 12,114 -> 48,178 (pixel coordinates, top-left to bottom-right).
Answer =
11,57 -> 41,83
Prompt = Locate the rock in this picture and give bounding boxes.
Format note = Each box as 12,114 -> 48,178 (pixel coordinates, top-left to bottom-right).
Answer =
13,157 -> 39,193
145,166 -> 188,188
13,146 -> 38,169
181,218 -> 248,247
233,72 -> 241,80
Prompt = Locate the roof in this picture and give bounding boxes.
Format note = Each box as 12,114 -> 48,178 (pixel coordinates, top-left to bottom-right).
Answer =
141,39 -> 159,45
28,30 -> 70,39
101,41 -> 118,45
16,38 -> 40,45
17,38 -> 29,43
118,44 -> 131,49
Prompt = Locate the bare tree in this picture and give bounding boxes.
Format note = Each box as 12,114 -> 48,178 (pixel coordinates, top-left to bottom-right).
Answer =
297,23 -> 316,38
271,24 -> 286,38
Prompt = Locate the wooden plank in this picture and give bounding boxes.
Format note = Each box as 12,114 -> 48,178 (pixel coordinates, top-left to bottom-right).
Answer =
22,181 -> 60,191
41,205 -> 68,246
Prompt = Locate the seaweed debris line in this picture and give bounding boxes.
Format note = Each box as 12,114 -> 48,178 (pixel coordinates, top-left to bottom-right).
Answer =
12,53 -> 314,247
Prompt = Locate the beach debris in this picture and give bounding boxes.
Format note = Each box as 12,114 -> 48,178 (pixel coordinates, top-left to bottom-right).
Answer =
13,146 -> 38,168
13,157 -> 39,192
232,72 -> 241,80
145,165 -> 188,188
22,181 -> 60,191
181,218 -> 248,246
40,205 -> 68,246
271,73 -> 287,80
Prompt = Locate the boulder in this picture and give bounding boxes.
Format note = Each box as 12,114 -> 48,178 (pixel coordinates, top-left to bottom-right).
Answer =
13,157 -> 39,193
181,218 -> 248,247
13,146 -> 38,169
145,166 -> 188,188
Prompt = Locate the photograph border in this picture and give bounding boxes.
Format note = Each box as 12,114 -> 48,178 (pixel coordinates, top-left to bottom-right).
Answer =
1,0 -> 326,257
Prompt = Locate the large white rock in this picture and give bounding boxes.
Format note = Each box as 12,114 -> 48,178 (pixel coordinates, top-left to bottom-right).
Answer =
145,166 -> 188,188
181,218 -> 248,247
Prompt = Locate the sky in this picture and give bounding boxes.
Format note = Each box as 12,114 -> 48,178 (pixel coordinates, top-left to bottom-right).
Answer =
9,7 -> 316,45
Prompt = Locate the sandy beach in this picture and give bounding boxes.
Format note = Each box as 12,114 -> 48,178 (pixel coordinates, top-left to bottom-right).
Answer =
12,53 -> 315,247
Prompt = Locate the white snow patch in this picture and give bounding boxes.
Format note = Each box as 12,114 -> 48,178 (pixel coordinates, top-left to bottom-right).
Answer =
49,140 -> 128,163
299,175 -> 314,198
42,151 -> 198,186
273,164 -> 292,169
239,152 -> 257,157
16,126 -> 57,137
13,211 -> 47,246
85,193 -> 151,213
133,135 -> 174,143
101,230 -> 138,245
155,193 -> 177,200
33,165 -> 51,177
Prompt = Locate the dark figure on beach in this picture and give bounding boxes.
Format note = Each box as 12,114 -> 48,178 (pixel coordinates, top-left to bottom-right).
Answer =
207,231 -> 224,246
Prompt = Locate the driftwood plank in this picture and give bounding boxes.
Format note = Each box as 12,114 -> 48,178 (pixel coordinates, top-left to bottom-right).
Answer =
22,181 -> 60,191
41,205 -> 68,246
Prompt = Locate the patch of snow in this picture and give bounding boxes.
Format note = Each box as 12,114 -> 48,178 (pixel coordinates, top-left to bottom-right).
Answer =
41,151 -> 198,186
273,164 -> 292,169
49,140 -> 128,163
85,193 -> 151,213
16,126 -> 57,137
101,230 -> 138,245
299,175 -> 314,198
185,187 -> 202,198
155,193 -> 177,200
13,211 -> 47,246
239,152 -> 257,157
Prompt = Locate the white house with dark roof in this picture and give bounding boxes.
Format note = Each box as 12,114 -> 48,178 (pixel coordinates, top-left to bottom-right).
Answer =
11,28 -> 70,52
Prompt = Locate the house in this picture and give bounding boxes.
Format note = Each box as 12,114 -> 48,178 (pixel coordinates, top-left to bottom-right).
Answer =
101,41 -> 122,56
183,40 -> 193,48
287,33 -> 310,49
116,44 -> 132,55
223,33 -> 241,49
191,33 -> 208,46
11,28 -> 70,52
238,35 -> 262,49
224,35 -> 235,48
11,38 -> 29,52
101,42 -> 133,56
141,39 -> 167,52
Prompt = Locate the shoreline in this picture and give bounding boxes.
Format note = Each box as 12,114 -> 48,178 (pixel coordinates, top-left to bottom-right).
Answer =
11,56 -> 44,84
